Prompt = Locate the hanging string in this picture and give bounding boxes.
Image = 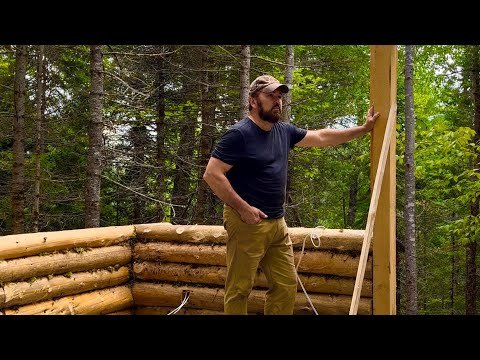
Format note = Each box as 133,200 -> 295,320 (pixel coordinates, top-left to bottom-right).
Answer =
167,291 -> 190,315
295,225 -> 325,315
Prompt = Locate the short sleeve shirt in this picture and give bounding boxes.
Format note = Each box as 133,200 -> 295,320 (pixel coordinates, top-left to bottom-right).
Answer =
211,117 -> 307,218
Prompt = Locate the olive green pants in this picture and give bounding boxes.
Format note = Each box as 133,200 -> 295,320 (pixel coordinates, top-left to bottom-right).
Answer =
223,205 -> 297,315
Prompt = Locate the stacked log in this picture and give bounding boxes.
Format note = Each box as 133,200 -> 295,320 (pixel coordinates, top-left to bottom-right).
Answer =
0,222 -> 374,315
0,225 -> 135,315
0,246 -> 131,283
133,223 -> 372,315
0,225 -> 135,260
4,286 -> 133,315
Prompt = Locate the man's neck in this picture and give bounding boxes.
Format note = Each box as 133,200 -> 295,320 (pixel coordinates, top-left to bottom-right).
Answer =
247,113 -> 274,131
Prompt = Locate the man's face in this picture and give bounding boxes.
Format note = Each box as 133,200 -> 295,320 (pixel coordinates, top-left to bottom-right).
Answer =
256,89 -> 283,123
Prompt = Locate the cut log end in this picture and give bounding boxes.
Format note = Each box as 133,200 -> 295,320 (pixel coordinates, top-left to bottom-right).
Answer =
176,227 -> 185,234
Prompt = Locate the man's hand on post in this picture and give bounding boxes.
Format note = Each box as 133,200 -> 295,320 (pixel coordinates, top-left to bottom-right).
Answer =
363,105 -> 380,132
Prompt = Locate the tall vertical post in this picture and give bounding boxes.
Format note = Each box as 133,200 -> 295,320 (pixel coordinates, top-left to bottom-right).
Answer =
370,45 -> 397,314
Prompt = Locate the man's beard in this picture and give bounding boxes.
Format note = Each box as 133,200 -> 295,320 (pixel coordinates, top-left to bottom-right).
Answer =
258,101 -> 281,123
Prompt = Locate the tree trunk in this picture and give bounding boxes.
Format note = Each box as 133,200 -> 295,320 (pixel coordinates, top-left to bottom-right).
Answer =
239,45 -> 250,119
466,45 -> 479,315
396,246 -> 403,314
404,45 -> 418,314
85,45 -> 104,228
281,45 -> 294,123
194,46 -> 217,224
466,232 -> 478,315
130,123 -> 147,224
155,50 -> 167,221
450,231 -> 456,314
171,61 -> 198,224
283,45 -> 302,227
421,232 -> 427,312
32,45 -> 46,233
12,45 -> 27,234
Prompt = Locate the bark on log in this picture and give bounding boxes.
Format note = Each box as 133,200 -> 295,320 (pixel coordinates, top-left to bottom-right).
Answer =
0,225 -> 135,260
289,227 -> 370,252
297,271 -> 372,296
1,267 -> 129,308
135,223 -> 228,243
296,250 -> 372,279
132,282 -> 371,315
0,245 -> 131,283
134,242 -> 372,279
135,306 -> 224,315
134,261 -> 372,297
4,285 -> 133,315
106,309 -> 134,315
0,287 -> 4,306
135,223 -> 367,251
135,242 -> 225,266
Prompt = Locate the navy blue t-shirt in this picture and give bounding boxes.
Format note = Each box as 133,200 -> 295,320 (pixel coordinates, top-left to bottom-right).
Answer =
211,117 -> 307,218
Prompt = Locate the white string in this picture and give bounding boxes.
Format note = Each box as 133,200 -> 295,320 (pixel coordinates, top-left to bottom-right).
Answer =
167,291 -> 189,315
294,225 -> 325,315
167,291 -> 190,315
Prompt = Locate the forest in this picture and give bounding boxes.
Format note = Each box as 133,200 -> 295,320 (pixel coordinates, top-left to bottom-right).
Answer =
0,45 -> 478,315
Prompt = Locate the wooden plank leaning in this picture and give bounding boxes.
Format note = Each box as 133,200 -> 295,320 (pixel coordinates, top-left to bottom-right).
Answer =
349,103 -> 397,315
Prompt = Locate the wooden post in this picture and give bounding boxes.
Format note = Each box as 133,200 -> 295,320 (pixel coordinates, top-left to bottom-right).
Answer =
370,45 -> 397,314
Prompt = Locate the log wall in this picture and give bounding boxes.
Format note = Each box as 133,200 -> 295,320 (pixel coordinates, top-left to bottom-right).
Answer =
0,225 -> 135,315
0,222 -> 372,315
133,223 -> 373,315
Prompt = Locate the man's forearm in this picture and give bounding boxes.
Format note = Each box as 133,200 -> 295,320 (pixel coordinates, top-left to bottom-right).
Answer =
319,125 -> 369,146
204,173 -> 250,214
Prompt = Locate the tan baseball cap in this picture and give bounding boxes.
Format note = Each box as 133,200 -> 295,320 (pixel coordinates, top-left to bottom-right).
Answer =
249,75 -> 289,96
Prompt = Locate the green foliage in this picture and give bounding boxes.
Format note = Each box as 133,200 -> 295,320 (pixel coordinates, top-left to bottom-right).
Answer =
286,46 -> 371,229
395,45 -> 480,314
1,44 -> 479,313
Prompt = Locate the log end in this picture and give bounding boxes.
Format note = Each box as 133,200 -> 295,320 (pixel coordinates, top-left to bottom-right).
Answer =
176,227 -> 185,235
192,232 -> 205,241
133,263 -> 145,274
